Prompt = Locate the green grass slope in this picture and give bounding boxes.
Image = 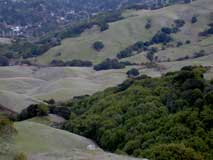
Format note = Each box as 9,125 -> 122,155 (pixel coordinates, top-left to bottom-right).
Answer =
1,120 -> 146,160
0,66 -> 128,113
14,121 -> 98,153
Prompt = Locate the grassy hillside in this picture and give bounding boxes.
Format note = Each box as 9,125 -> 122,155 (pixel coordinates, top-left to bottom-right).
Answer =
0,66 -> 128,113
1,120 -> 146,160
36,0 -> 213,65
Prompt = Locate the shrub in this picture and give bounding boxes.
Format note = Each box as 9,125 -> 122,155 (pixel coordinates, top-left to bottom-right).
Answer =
191,16 -> 198,24
100,23 -> 109,32
205,91 -> 213,105
185,40 -> 191,44
14,152 -> 27,160
93,41 -> 104,51
174,19 -> 185,28
94,59 -> 125,71
151,32 -> 173,44
0,56 -> 9,66
161,27 -> 173,34
18,104 -> 49,120
127,68 -> 140,78
37,104 -> 49,116
50,59 -> 93,67
0,118 -> 17,137
176,41 -> 183,47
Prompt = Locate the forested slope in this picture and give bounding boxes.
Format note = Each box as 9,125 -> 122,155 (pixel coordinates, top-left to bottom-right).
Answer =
64,66 -> 213,159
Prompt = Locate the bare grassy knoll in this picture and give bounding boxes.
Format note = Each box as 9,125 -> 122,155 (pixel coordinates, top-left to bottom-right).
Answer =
1,121 -> 147,160
0,66 -> 128,113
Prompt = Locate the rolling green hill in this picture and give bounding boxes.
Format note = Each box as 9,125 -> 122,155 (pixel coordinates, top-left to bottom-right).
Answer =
36,0 -> 213,65
0,120 -> 146,160
0,66 -> 128,113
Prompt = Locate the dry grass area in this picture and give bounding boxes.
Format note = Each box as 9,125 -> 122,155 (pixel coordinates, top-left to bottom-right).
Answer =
1,121 -> 147,160
0,66 -> 128,113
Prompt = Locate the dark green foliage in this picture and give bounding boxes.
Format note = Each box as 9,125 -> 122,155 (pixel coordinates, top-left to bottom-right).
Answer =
93,41 -> 104,51
176,41 -> 183,47
127,68 -> 140,78
205,91 -> 213,104
145,20 -> 152,29
174,19 -> 185,28
100,23 -> 109,32
146,47 -> 158,62
185,40 -> 191,44
0,56 -> 9,66
191,16 -> 198,24
63,66 -> 213,159
94,58 -> 125,71
151,32 -> 173,44
50,59 -> 93,67
161,26 -> 179,34
116,41 -> 145,59
146,144 -> 204,160
0,118 -> 17,137
18,104 -> 48,120
14,152 -> 27,160
49,106 -> 71,120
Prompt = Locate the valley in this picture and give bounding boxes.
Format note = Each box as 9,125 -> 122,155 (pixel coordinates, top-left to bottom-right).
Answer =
0,0 -> 213,160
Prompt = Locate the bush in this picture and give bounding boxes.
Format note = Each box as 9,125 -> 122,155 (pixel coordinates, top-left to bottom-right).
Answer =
176,41 -> 183,47
37,104 -> 49,116
19,104 -> 49,120
145,19 -> 152,29
174,19 -> 185,28
127,68 -> 140,78
100,23 -> 109,32
14,152 -> 27,160
93,41 -> 104,51
0,118 -> 17,137
116,41 -> 145,59
191,16 -> 198,24
185,40 -> 191,44
151,32 -> 173,44
50,59 -> 93,67
161,27 -> 173,34
94,59 -> 125,71
0,56 -> 9,66
205,91 -> 213,104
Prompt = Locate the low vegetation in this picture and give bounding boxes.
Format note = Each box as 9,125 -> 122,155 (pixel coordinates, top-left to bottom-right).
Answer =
18,104 -> 49,121
199,23 -> 213,37
50,59 -> 93,67
93,41 -> 105,51
126,68 -> 140,78
14,153 -> 27,160
94,58 -> 125,71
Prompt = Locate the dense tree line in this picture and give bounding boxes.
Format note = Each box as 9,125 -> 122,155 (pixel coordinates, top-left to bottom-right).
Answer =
63,66 -> 213,159
50,59 -> 93,67
94,58 -> 125,71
